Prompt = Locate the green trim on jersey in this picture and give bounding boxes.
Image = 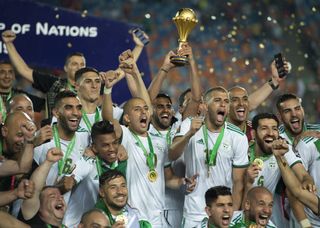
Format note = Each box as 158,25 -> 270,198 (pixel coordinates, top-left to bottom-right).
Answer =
289,160 -> 302,168
233,163 -> 249,168
226,122 -> 245,136
314,139 -> 320,153
76,126 -> 89,133
305,123 -> 320,131
302,136 -> 314,144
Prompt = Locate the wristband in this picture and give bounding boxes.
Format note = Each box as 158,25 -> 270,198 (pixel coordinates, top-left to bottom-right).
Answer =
104,87 -> 112,95
300,219 -> 311,228
268,79 -> 279,90
160,68 -> 169,74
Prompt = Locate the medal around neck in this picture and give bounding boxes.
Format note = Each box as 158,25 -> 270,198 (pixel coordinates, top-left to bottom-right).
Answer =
148,170 -> 158,182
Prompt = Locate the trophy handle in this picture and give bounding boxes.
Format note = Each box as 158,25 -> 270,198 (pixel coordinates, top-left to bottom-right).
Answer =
170,42 -> 189,66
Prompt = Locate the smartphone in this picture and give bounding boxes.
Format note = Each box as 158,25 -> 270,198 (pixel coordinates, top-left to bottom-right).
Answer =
274,53 -> 287,78
133,28 -> 149,45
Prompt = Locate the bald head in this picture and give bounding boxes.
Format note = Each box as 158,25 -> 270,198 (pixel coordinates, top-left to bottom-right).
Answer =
79,209 -> 110,228
247,186 -> 272,201
9,94 -> 34,121
123,97 -> 146,115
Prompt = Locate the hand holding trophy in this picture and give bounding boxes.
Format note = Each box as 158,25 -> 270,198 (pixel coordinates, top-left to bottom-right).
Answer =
171,8 -> 198,66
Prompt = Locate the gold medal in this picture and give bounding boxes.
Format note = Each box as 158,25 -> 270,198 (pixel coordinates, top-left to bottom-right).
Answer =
115,214 -> 128,225
254,158 -> 264,169
148,170 -> 158,182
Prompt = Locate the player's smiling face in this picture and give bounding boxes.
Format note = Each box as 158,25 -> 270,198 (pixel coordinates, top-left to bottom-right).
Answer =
247,192 -> 273,227
228,87 -> 249,124
206,91 -> 229,129
153,97 -> 173,130
93,132 -> 120,164
254,118 -> 279,155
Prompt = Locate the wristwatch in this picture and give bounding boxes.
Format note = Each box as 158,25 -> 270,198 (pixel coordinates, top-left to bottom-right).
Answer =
268,79 -> 279,90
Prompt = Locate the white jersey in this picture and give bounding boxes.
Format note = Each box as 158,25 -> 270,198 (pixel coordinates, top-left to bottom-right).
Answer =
279,123 -> 320,144
33,130 -> 90,204
251,145 -> 301,194
149,122 -> 184,225
63,155 -> 99,227
121,125 -> 168,227
295,137 -> 320,226
177,119 -> 249,222
230,211 -> 277,228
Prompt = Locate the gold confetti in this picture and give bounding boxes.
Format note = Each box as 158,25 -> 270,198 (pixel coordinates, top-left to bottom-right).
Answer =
227,2 -> 232,6
55,14 -> 60,19
312,6 -> 316,12
200,25 -> 205,31
228,67 -> 233,72
299,21 -> 305,26
211,15 -> 216,20
209,68 -> 214,73
81,10 -> 88,18
67,42 -> 72,48
258,11 -> 262,16
259,43 -> 265,49
298,66 -> 304,71
304,53 -> 308,58
232,57 -> 237,62
267,16 -> 272,21
245,59 -> 250,66
248,78 -> 253,83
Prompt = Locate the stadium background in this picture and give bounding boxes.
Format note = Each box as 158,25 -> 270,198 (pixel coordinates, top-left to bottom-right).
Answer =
4,0 -> 320,121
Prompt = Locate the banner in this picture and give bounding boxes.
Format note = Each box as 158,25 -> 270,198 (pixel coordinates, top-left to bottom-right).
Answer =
0,0 -> 151,104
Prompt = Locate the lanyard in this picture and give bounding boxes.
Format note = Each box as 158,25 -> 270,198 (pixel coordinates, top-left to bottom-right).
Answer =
53,125 -> 76,175
0,90 -> 12,122
155,127 -> 172,145
202,124 -> 225,166
95,157 -> 117,176
130,131 -> 156,171
81,108 -> 101,130
249,143 -> 271,163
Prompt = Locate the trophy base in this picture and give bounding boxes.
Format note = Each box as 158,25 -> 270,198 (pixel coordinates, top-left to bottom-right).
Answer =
170,55 -> 189,66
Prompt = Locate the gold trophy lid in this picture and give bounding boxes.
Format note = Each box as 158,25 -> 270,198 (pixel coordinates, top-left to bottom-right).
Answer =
172,8 -> 198,43
173,8 -> 198,23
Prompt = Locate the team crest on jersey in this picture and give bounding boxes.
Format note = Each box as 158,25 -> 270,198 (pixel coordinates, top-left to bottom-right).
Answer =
222,142 -> 229,149
269,161 -> 276,168
196,139 -> 204,145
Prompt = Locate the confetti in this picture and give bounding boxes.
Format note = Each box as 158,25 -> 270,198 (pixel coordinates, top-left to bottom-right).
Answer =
145,13 -> 151,19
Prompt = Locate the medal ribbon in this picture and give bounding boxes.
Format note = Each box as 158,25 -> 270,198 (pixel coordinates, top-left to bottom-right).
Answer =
249,143 -> 271,163
53,125 -> 76,175
0,90 -> 12,122
130,131 -> 156,171
202,124 -> 225,166
155,127 -> 172,145
81,108 -> 101,130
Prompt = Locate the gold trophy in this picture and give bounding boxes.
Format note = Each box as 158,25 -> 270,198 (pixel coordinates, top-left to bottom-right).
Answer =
171,8 -> 198,66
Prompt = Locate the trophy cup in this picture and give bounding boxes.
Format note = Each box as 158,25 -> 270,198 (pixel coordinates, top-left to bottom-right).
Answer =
171,8 -> 198,66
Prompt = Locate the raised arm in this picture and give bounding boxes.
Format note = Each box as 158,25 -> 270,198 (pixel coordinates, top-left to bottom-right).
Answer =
272,139 -> 319,215
148,50 -> 176,101
2,30 -> 34,83
179,43 -> 202,119
119,50 -> 153,116
248,60 -> 288,111
131,29 -> 149,62
21,148 -> 63,220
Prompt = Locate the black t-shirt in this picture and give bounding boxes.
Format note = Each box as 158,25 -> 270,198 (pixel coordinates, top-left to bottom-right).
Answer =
18,210 -> 61,228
